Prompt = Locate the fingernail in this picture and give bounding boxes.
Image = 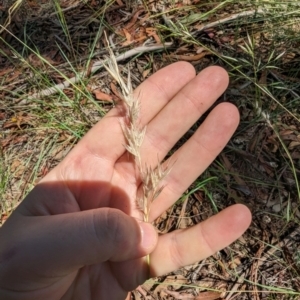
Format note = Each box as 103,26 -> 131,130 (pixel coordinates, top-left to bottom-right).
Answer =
139,222 -> 158,251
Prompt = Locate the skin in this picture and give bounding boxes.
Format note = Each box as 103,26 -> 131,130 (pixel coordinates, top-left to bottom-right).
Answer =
0,62 -> 252,300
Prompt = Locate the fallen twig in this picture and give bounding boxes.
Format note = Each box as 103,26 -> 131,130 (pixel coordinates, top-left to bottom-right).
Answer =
192,9 -> 264,34
18,42 -> 173,104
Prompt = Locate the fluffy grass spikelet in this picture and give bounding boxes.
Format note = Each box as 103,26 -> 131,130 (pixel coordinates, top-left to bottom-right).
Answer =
103,39 -> 171,222
139,163 -> 171,222
103,44 -> 145,166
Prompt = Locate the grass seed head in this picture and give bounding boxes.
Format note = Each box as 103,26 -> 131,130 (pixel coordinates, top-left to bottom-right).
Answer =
103,36 -> 171,222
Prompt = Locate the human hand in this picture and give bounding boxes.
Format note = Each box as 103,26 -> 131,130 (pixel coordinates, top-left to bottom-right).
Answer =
0,62 -> 252,300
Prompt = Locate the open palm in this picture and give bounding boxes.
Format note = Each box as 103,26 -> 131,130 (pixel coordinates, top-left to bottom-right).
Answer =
0,62 -> 251,300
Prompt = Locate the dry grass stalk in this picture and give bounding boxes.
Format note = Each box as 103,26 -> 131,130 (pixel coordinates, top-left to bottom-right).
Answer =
103,39 -> 171,223
0,0 -> 23,33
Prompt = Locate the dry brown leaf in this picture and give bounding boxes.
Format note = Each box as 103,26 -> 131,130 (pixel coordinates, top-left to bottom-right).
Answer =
164,290 -> 195,299
40,164 -> 50,177
11,159 -> 26,177
289,141 -> 300,149
90,0 -> 98,6
110,82 -> 122,99
142,69 -> 151,78
3,114 -> 34,129
220,153 -> 247,186
27,53 -> 58,68
195,291 -> 222,300
164,290 -> 221,300
0,67 -> 14,77
0,135 -> 28,148
123,28 -> 133,43
145,27 -> 161,43
93,89 -> 113,102
168,52 -> 209,61
1,214 -> 9,224
115,0 -> 124,6
139,12 -> 150,24
280,129 -> 294,136
11,159 -> 21,171
4,70 -> 21,84
125,9 -> 143,30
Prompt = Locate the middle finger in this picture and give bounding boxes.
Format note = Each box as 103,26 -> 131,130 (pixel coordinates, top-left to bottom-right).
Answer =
131,66 -> 229,168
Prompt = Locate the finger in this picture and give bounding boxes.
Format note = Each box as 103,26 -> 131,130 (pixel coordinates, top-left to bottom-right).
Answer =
149,103 -> 239,221
3,206 -> 158,278
150,204 -> 252,277
61,62 -> 196,173
137,66 -> 229,168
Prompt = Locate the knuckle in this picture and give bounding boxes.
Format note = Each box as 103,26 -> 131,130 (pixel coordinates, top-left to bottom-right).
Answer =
92,208 -> 136,260
104,208 -> 123,245
92,208 -> 123,246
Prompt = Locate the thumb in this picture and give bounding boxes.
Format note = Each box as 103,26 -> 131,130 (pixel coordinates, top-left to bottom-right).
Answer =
2,208 -> 157,276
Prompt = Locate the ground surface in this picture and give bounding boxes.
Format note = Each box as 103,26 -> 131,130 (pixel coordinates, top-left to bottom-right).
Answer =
0,0 -> 300,299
